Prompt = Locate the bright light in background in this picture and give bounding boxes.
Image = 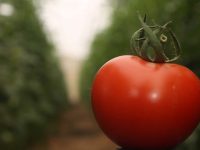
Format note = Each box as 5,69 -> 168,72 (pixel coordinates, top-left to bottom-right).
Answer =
39,0 -> 111,60
0,3 -> 14,16
39,0 -> 112,102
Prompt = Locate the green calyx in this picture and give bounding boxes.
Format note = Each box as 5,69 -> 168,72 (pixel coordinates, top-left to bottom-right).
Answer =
131,14 -> 181,63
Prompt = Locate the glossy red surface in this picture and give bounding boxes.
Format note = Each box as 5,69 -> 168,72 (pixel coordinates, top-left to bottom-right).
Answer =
92,55 -> 200,150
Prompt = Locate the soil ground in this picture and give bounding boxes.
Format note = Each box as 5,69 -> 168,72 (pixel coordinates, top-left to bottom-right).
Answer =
31,104 -> 117,150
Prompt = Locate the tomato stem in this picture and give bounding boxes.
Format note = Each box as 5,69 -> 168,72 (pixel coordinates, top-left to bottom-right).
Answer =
131,14 -> 181,63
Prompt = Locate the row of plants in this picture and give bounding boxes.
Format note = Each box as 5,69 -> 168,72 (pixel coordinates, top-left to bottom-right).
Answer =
0,0 -> 68,149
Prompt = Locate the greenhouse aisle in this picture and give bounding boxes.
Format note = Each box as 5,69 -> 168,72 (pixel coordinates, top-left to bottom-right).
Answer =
31,104 -> 116,150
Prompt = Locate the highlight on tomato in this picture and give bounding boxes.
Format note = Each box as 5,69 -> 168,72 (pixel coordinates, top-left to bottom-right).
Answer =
91,14 -> 200,150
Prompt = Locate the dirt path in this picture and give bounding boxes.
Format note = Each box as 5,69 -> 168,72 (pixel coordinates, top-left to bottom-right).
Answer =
31,104 -> 117,150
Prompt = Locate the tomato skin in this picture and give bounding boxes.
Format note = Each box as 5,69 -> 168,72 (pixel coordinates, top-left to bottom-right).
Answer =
91,55 -> 200,150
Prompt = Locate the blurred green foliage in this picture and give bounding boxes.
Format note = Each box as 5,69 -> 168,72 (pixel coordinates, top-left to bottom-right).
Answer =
0,0 -> 68,149
80,0 -> 200,149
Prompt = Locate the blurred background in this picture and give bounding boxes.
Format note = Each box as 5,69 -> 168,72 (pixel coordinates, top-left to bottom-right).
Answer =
0,0 -> 199,150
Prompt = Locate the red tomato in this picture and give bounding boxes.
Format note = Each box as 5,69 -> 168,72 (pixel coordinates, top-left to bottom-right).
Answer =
91,55 -> 200,150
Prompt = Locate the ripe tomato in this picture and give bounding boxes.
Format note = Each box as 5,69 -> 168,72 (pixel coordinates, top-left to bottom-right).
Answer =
91,55 -> 200,150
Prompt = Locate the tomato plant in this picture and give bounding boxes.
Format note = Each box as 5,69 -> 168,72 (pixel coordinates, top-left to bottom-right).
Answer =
91,15 -> 200,150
